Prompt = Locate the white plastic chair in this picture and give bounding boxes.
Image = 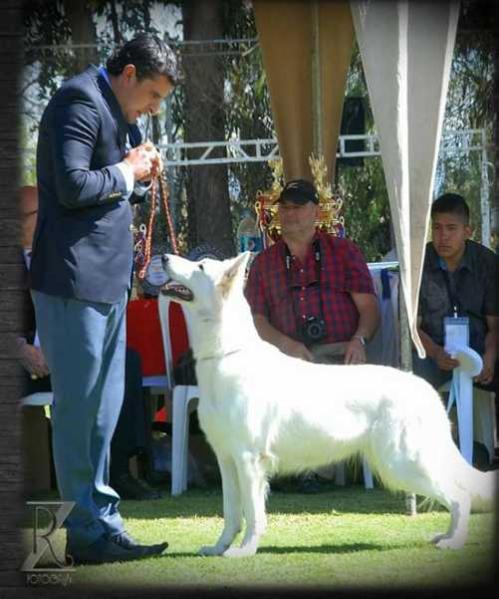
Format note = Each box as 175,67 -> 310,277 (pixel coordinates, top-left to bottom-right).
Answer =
334,458 -> 374,489
21,392 -> 53,407
440,380 -> 497,465
157,293 -> 199,496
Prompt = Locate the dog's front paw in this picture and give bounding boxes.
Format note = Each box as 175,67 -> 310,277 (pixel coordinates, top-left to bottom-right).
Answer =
434,536 -> 465,550
199,545 -> 226,557
222,545 -> 257,558
431,532 -> 447,544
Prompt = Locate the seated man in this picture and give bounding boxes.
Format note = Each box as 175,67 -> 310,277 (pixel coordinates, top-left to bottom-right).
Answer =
414,192 -> 499,391
245,178 -> 379,364
245,179 -> 379,491
414,193 -> 499,464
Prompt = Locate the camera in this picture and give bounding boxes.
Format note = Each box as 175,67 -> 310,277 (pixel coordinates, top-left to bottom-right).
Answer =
299,316 -> 327,346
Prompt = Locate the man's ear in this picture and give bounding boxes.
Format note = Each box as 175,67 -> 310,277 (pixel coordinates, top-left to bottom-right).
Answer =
122,64 -> 137,83
464,223 -> 473,239
217,252 -> 251,298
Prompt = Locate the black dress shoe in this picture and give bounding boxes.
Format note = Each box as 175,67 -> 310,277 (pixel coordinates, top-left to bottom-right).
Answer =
111,473 -> 163,500
66,536 -> 150,565
109,531 -> 168,557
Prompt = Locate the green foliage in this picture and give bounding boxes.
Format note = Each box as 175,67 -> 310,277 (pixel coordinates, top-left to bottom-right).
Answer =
337,157 -> 392,262
222,2 -> 274,234
21,1 -> 495,256
23,0 -> 73,98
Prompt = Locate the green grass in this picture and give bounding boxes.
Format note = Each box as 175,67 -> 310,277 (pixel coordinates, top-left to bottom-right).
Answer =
21,485 -> 496,591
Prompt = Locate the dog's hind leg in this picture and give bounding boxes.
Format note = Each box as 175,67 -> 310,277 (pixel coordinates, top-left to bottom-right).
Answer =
199,454 -> 242,556
429,486 -> 471,550
373,450 -> 471,549
223,451 -> 268,558
398,463 -> 471,549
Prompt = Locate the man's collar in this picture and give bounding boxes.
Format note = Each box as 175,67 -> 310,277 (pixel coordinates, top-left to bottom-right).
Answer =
98,65 -> 111,86
95,66 -> 129,135
281,230 -> 321,262
429,240 -> 472,272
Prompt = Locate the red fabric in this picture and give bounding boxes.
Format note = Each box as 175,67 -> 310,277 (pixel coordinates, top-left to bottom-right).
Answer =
245,231 -> 375,343
126,299 -> 166,376
127,298 -> 189,424
168,301 -> 190,367
126,298 -> 190,376
155,405 -> 167,423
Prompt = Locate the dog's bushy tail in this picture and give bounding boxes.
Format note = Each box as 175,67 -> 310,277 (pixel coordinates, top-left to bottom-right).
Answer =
454,450 -> 497,512
469,469 -> 497,512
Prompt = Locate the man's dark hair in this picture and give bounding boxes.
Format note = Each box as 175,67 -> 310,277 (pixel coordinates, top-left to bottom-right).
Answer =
106,34 -> 181,85
431,193 -> 470,224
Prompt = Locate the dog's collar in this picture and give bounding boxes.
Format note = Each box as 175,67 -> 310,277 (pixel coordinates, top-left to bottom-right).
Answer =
196,348 -> 242,362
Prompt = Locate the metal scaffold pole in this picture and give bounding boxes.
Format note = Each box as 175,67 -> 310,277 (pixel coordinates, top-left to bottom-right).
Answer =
311,0 -> 323,159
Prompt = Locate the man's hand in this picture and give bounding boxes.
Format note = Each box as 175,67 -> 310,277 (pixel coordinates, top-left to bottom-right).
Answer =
142,141 -> 163,178
344,337 -> 367,364
474,351 -> 495,385
433,346 -> 460,371
279,337 -> 314,362
18,341 -> 50,378
124,142 -> 162,182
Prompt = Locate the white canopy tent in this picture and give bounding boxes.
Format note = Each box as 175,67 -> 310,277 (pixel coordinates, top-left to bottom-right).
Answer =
351,0 -> 460,358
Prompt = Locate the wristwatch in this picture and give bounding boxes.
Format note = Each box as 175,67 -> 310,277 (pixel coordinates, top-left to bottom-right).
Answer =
352,334 -> 366,346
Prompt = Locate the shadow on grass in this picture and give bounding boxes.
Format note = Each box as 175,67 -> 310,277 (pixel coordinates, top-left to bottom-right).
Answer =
157,541 -> 411,559
117,486 -> 445,521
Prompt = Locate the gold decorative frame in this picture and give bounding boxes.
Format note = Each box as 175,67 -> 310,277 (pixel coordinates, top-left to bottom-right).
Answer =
254,155 -> 345,247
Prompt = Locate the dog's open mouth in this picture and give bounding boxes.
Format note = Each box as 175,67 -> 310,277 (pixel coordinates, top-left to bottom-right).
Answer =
160,280 -> 194,301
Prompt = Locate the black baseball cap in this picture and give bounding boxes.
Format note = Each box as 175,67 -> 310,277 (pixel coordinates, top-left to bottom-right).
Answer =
275,179 -> 319,205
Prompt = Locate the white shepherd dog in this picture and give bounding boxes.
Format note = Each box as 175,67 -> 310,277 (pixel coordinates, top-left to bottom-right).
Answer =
161,252 -> 496,557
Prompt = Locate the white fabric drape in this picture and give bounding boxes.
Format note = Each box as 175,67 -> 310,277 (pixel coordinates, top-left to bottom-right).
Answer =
350,0 -> 459,357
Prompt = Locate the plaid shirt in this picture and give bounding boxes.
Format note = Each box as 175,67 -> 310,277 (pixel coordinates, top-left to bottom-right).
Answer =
245,232 -> 375,344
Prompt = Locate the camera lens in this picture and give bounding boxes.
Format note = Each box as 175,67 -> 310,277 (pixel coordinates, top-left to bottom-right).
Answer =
308,322 -> 322,339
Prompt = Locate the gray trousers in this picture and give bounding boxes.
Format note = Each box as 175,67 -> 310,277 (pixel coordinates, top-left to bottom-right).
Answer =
32,290 -> 127,548
310,342 -> 347,365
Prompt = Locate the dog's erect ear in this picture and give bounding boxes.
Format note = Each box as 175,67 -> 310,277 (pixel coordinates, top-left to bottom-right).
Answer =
217,252 -> 252,298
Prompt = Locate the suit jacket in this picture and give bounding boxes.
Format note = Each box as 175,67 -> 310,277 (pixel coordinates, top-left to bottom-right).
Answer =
31,65 -> 142,304
21,252 -> 52,395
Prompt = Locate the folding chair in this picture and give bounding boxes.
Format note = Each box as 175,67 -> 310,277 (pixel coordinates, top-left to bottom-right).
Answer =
439,380 -> 497,465
22,392 -> 53,408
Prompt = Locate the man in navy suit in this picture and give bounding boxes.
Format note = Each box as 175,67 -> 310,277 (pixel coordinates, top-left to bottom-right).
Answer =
30,35 -> 179,564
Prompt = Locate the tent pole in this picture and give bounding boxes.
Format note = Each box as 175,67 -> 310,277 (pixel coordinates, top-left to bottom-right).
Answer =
400,284 -> 417,515
311,0 -> 323,159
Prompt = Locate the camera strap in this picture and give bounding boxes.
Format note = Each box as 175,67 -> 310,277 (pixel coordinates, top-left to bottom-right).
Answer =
284,238 -> 327,338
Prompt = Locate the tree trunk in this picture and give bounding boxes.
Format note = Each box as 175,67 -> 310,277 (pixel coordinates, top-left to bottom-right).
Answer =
181,0 -> 234,256
63,0 -> 99,73
109,0 -> 122,46
492,3 -> 499,238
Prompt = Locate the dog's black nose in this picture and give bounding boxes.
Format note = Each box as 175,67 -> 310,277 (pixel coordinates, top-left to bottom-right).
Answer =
162,254 -> 169,268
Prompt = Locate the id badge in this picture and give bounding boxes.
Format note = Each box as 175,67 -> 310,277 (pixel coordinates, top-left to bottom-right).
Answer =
444,316 -> 469,356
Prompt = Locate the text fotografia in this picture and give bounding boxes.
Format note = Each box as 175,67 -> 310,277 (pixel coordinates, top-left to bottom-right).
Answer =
26,572 -> 73,587
21,501 -> 75,586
